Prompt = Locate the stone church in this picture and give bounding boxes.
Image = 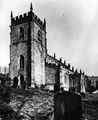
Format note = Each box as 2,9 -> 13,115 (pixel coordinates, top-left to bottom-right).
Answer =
9,3 -> 85,92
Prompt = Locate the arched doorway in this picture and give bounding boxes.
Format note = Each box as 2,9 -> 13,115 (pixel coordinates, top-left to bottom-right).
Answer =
20,74 -> 24,86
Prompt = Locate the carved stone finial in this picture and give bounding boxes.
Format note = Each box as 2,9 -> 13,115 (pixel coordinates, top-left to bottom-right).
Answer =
72,66 -> 74,72
64,60 -> 66,65
11,11 -> 13,18
80,69 -> 82,74
54,53 -> 56,58
59,57 -> 62,62
30,3 -> 33,11
68,63 -> 70,69
75,69 -> 78,73
44,18 -> 46,30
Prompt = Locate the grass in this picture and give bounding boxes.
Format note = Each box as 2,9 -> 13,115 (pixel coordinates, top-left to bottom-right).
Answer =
0,85 -> 98,120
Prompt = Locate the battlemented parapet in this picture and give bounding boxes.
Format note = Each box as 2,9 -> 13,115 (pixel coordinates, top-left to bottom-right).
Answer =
45,62 -> 58,68
72,66 -> 74,72
46,54 -> 74,72
11,4 -> 46,31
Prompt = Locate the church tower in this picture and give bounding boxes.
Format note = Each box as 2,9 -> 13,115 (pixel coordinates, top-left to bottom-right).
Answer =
9,3 -> 47,87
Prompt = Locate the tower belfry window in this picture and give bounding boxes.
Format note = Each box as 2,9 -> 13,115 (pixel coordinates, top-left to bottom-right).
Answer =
38,30 -> 42,41
20,27 -> 24,38
20,55 -> 24,69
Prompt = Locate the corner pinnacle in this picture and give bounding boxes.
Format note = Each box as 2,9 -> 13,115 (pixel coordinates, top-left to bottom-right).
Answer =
30,3 -> 33,11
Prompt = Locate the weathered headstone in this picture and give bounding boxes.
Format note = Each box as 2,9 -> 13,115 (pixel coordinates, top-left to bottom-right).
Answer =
13,77 -> 18,88
21,80 -> 26,90
54,91 -> 82,120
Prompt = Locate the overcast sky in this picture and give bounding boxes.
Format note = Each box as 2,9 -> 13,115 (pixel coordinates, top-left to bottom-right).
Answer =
0,0 -> 98,76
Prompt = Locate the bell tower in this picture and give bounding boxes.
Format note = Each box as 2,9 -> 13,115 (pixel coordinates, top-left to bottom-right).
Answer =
9,3 -> 47,87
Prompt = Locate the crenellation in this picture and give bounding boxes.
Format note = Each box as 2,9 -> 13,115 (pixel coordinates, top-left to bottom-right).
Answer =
16,16 -> 18,20
45,62 -> 58,68
34,14 -> 37,20
40,21 -> 43,26
20,15 -> 22,19
13,17 -> 16,20
24,13 -> 26,17
64,60 -> 66,65
11,11 -> 45,30
37,17 -> 41,24
75,69 -> 78,74
59,57 -> 62,63
11,13 -> 29,26
28,11 -> 31,16
32,13 -> 45,30
54,53 -> 56,58
80,69 -> 82,74
72,66 -> 74,72
67,63 -> 70,70
37,18 -> 40,22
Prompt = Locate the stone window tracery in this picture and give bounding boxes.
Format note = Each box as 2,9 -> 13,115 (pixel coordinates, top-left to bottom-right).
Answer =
20,55 -> 24,69
38,30 -> 42,41
20,27 -> 24,38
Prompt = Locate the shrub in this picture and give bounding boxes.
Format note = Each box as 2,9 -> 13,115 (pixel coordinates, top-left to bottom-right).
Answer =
1,78 -> 6,87
0,102 -> 14,114
0,102 -> 14,120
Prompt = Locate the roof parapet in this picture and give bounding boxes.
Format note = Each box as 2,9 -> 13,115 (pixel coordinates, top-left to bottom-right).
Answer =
72,66 -> 74,72
11,5 -> 46,31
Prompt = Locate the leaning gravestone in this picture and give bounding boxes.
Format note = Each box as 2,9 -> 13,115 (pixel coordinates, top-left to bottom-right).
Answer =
54,91 -> 82,120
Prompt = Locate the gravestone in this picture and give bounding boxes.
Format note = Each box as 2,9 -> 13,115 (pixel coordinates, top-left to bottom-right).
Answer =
13,77 -> 18,88
54,91 -> 82,120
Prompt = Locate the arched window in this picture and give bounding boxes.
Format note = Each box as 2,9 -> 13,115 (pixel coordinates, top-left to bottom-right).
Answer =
64,73 -> 67,83
20,27 -> 24,38
20,55 -> 24,69
38,30 -> 42,41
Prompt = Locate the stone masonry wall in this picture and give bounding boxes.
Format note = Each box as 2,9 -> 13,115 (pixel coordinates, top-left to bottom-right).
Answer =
10,22 -> 29,81
60,67 -> 70,91
31,21 -> 46,86
45,65 -> 58,85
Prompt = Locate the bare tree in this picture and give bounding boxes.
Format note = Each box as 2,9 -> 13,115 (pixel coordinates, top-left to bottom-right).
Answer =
3,66 -> 8,74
